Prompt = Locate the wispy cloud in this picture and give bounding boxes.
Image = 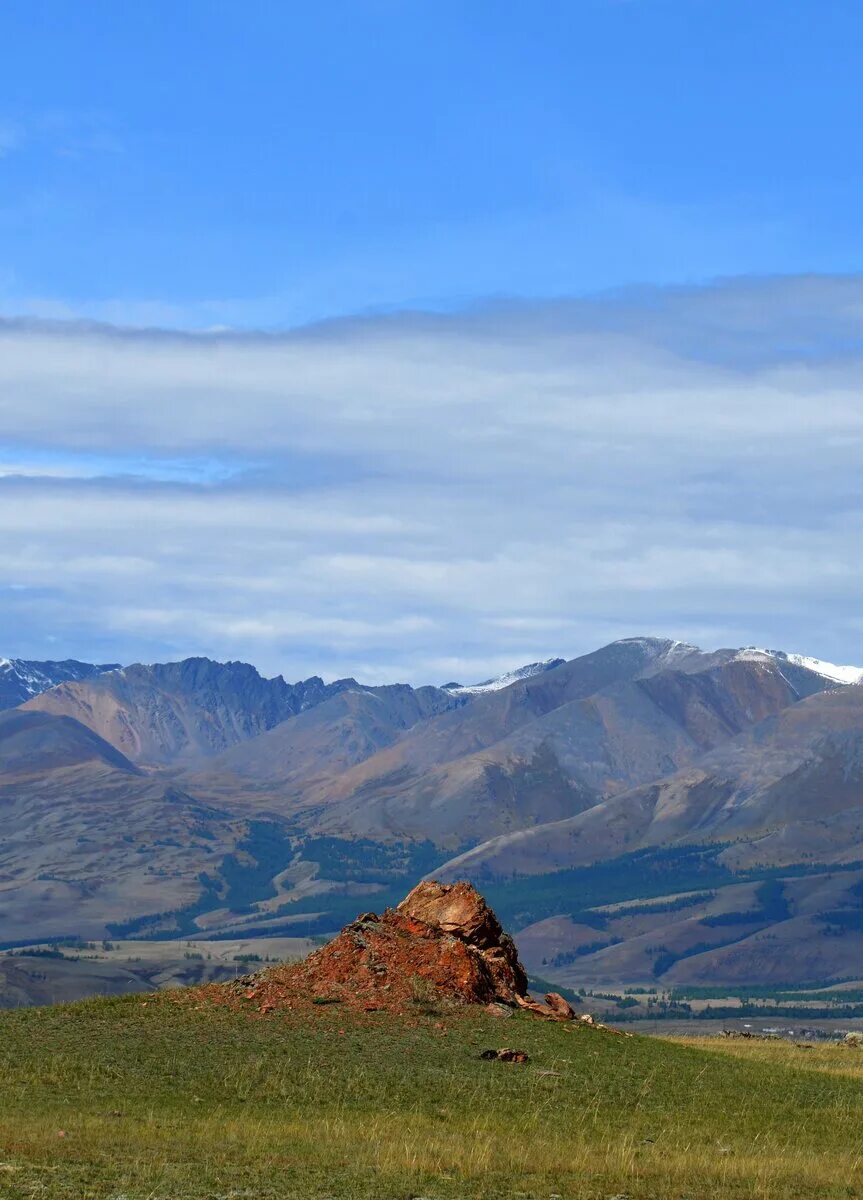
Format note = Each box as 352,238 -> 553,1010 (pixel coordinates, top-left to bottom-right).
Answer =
1,275 -> 862,681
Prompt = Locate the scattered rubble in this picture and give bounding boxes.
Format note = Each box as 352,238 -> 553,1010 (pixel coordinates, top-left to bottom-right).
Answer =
573,1011 -> 631,1036
516,990 -> 578,1021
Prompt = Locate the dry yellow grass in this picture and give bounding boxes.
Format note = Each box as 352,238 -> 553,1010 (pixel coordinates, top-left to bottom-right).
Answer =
676,1033 -> 863,1081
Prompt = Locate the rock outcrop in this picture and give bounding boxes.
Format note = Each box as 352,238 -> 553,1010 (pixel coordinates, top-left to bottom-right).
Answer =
206,880 -> 577,1019
396,880 -> 530,1004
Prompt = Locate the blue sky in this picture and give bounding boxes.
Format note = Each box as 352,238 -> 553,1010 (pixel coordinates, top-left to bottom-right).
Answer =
3,1 -> 863,325
1,3 -> 863,681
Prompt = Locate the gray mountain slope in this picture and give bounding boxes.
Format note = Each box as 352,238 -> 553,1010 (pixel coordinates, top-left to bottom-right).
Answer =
0,657 -> 118,710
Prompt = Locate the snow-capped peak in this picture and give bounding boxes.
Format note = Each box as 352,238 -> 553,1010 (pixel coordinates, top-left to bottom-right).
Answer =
735,647 -> 863,686
443,658 -> 565,695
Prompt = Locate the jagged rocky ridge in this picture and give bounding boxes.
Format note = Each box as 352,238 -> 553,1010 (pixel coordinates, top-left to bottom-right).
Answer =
22,656 -> 460,766
0,657 -> 118,710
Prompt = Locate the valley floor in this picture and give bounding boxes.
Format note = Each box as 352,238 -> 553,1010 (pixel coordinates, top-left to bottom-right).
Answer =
3,995 -> 863,1198
0,937 -> 313,1008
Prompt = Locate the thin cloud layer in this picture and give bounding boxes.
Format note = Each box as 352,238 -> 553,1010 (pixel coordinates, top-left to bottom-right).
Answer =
2,275 -> 862,683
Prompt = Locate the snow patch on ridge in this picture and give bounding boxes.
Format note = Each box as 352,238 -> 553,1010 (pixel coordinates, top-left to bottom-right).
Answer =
443,658 -> 565,695
736,647 -> 863,686
0,658 -> 121,706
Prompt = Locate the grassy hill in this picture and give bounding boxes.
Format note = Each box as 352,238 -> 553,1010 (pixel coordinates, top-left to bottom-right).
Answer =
3,994 -> 863,1198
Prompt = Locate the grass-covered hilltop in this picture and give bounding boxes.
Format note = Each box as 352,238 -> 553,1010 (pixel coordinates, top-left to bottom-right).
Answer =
3,882 -> 863,1200
5,994 -> 863,1199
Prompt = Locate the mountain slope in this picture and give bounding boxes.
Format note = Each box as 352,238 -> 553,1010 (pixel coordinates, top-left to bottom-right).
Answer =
5,635 -> 863,983
511,868 -> 863,988
442,657 -> 565,694
301,642 -> 841,845
0,710 -> 340,947
0,708 -> 253,943
741,647 -> 863,686
22,657 -> 363,766
0,657 -> 118,710
438,683 -> 863,882
193,683 -> 463,803
0,709 -> 140,776
282,639 -> 693,827
433,683 -> 863,986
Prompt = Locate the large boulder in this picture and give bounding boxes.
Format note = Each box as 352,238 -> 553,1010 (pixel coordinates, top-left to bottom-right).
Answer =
398,880 -> 504,948
397,880 -> 529,1002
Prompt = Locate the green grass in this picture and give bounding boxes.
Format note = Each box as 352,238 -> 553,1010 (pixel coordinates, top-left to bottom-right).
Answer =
3,994 -> 863,1199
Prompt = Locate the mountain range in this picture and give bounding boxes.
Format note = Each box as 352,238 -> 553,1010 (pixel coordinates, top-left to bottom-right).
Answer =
3,637 -> 863,991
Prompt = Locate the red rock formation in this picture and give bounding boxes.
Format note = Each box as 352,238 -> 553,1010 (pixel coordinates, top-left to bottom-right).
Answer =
397,881 -> 530,1002
250,880 -> 533,1012
398,880 -> 505,948
191,880 -> 581,1020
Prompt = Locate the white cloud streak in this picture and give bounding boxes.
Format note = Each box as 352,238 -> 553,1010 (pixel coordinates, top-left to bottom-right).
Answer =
1,275 -> 862,682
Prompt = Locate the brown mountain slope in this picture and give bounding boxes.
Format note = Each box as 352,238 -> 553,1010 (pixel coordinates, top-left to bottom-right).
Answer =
0,709 -> 139,776
438,684 -> 863,882
299,650 -> 836,845
176,639 -> 705,840
513,870 -> 863,988
305,639 -> 691,794
0,712 -> 229,942
197,683 -> 462,796
5,638 -> 860,984
0,766 -> 243,944
21,658 -> 369,766
426,684 -> 863,986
